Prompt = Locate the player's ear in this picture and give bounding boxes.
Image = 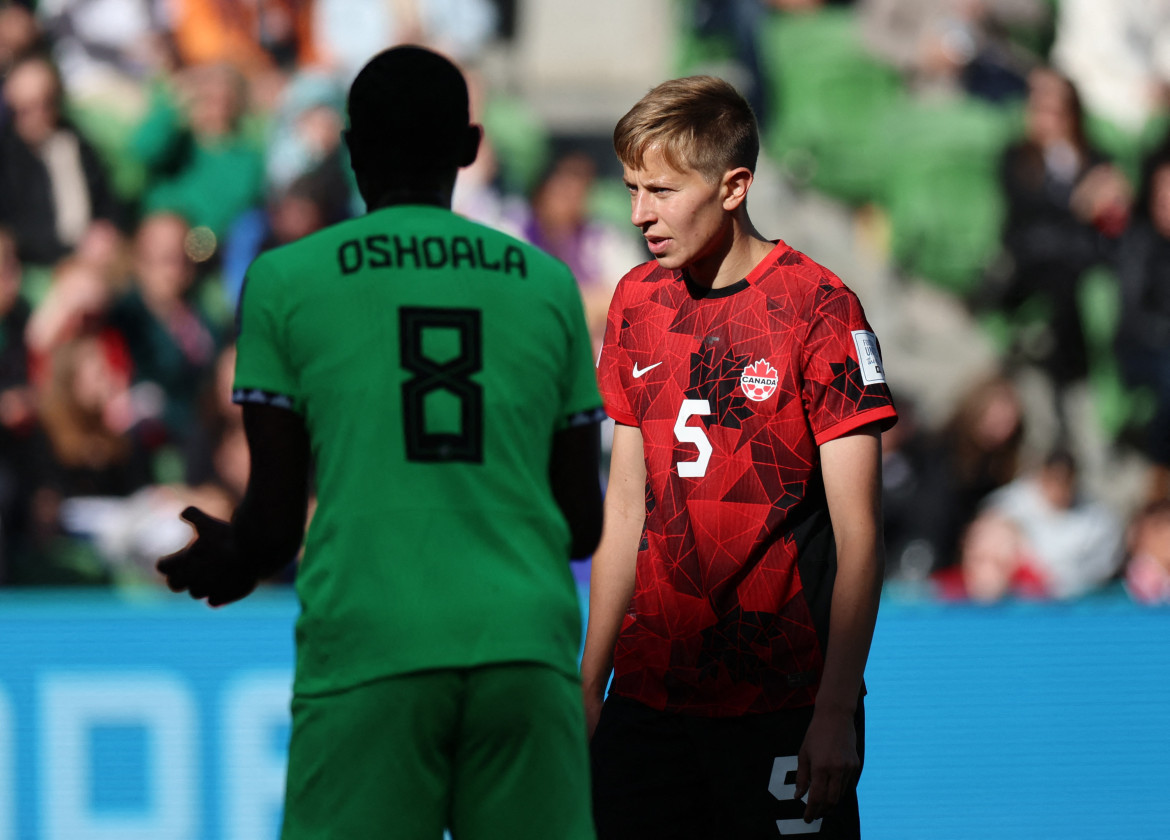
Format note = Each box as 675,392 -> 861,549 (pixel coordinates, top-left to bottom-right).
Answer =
343,128 -> 364,170
457,124 -> 482,169
722,166 -> 753,211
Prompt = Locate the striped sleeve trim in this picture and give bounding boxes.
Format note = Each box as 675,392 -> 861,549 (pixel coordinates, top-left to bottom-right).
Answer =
232,388 -> 298,412
566,406 -> 608,428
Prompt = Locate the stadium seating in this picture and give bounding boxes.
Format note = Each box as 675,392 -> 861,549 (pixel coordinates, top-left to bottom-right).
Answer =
877,98 -> 1020,297
758,8 -> 905,204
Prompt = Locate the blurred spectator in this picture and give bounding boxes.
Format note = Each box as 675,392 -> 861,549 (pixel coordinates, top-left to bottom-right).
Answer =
182,343 -> 247,519
132,60 -> 266,243
1114,142 -> 1170,499
451,66 -> 528,233
221,170 -> 340,304
0,1 -> 41,94
860,0 -> 1050,102
0,53 -> 124,266
0,227 -> 33,435
0,227 -> 32,581
72,216 -> 132,290
515,151 -> 643,351
991,68 -> 1129,439
884,374 -> 1025,580
35,0 -> 170,110
265,68 -> 349,201
1050,0 -> 1170,138
690,0 -> 772,129
1123,498 -> 1170,604
170,0 -> 318,78
108,212 -> 221,446
25,255 -> 120,372
10,330 -> 153,584
313,0 -> 498,82
452,129 -> 523,235
946,448 -> 1123,601
934,509 -> 1048,602
880,392 -> 934,578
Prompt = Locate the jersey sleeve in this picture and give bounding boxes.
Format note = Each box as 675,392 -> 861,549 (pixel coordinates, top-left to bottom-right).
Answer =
801,286 -> 897,445
595,275 -> 638,426
556,267 -> 607,430
233,254 -> 301,413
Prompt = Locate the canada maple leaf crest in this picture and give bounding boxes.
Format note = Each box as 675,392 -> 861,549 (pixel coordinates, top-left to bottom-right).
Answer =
740,358 -> 778,402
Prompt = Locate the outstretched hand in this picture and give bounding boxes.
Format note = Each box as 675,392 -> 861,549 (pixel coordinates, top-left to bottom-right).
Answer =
157,506 -> 258,607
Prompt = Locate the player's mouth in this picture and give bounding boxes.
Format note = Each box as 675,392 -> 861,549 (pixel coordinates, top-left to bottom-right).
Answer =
645,236 -> 671,256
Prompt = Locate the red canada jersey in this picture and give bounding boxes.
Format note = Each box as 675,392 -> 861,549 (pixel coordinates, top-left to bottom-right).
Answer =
596,241 -> 897,716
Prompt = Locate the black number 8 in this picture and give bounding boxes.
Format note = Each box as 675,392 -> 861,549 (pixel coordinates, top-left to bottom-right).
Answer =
399,307 -> 483,462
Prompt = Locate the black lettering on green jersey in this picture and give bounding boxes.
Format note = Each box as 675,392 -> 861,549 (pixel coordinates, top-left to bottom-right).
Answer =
339,239 -> 362,274
334,235 -> 528,278
452,236 -> 475,269
394,235 -> 422,268
476,238 -> 500,271
423,236 -> 447,268
399,306 -> 483,462
367,234 -> 392,268
504,245 -> 527,279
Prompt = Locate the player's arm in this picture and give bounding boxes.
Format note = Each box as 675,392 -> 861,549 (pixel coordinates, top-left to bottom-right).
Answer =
580,421 -> 646,736
796,423 -> 885,822
157,403 -> 312,606
550,420 -> 604,559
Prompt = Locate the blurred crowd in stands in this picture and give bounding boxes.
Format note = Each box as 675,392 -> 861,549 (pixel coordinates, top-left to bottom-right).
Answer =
0,0 -> 1168,605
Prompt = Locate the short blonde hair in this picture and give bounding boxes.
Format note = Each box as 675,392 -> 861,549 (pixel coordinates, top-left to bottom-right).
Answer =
614,76 -> 759,182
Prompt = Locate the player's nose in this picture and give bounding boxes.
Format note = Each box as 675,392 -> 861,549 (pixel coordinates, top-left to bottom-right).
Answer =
630,191 -> 655,227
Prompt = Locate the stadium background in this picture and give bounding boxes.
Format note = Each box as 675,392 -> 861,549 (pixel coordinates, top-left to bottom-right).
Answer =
2,0 -> 1170,837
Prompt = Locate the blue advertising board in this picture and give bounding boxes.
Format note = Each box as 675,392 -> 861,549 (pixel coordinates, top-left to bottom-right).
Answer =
0,591 -> 296,840
2,588 -> 1168,839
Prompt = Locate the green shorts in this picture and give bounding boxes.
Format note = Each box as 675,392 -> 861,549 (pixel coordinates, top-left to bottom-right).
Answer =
280,663 -> 595,840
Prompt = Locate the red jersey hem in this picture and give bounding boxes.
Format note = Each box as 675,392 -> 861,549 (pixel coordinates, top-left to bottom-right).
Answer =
605,407 -> 638,426
813,405 -> 898,447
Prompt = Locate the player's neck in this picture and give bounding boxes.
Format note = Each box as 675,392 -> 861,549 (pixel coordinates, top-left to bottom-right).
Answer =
370,186 -> 453,210
362,170 -> 458,211
686,217 -> 774,290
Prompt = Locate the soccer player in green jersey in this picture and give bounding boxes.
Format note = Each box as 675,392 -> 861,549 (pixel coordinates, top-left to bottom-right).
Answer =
157,46 -> 604,840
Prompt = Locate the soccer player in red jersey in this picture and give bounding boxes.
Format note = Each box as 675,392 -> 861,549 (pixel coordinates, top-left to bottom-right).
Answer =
582,76 -> 898,839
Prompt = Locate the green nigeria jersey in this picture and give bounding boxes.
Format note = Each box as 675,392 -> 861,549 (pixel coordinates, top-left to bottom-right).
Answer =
233,204 -> 604,696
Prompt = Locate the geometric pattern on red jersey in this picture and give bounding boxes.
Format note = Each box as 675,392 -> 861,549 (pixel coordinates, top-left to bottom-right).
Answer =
598,241 -> 897,717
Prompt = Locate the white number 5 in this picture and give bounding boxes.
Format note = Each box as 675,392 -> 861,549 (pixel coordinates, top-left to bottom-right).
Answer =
769,756 -> 823,834
674,399 -> 712,477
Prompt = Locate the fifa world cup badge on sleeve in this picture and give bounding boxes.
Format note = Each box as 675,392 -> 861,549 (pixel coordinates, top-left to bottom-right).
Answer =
851,330 -> 886,385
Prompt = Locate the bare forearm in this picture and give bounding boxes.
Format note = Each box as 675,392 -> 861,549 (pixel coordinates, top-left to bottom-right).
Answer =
233,404 -> 312,578
581,503 -> 642,697
817,540 -> 883,714
581,423 -> 646,699
232,488 -> 306,579
816,425 -> 885,714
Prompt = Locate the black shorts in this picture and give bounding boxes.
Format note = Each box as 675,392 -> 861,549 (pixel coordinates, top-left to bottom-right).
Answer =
591,696 -> 864,840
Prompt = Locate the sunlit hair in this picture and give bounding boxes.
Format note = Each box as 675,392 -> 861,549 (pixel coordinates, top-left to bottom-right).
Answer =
0,226 -> 17,270
613,75 -> 759,182
39,332 -> 129,469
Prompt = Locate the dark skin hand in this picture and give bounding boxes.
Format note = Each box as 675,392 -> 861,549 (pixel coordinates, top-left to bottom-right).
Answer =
157,506 -> 258,607
157,403 -> 312,607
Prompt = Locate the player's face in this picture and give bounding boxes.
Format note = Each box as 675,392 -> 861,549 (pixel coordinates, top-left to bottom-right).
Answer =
623,147 -> 735,273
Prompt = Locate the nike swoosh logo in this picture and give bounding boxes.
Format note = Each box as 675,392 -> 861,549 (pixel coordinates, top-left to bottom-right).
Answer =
632,362 -> 663,379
